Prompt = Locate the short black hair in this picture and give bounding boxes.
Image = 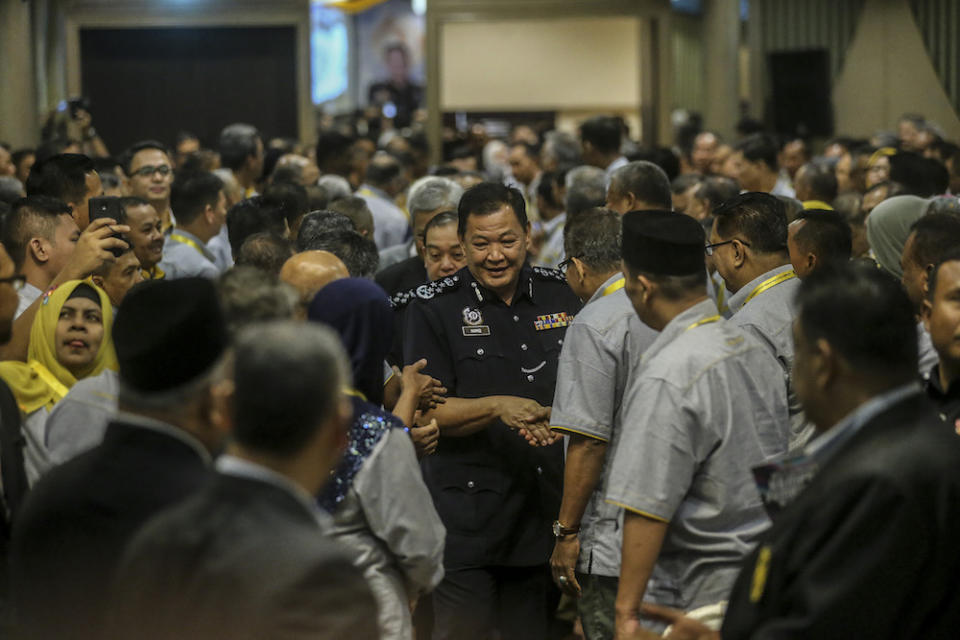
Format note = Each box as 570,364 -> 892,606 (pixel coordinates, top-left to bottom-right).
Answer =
792,210 -> 852,267
671,173 -> 702,196
2,196 -> 73,269
536,171 -> 562,210
117,196 -> 151,223
796,262 -> 917,379
305,184 -> 330,212
326,197 -> 374,237
563,207 -> 621,274
734,133 -> 779,172
300,229 -> 379,278
169,171 -> 223,226
627,146 -> 680,182
120,140 -> 171,176
888,152 -> 940,197
315,130 -> 354,176
423,210 -> 458,240
457,182 -> 528,236
797,162 -> 838,203
233,322 -> 346,456
296,210 -> 357,252
609,161 -> 672,210
25,153 -> 94,204
907,212 -> 960,269
262,181 -> 308,228
510,141 -> 540,160
235,232 -> 294,276
696,175 -> 740,214
364,153 -> 402,189
713,192 -> 788,254
218,123 -> 261,171
579,116 -> 622,155
226,197 -> 287,257
927,248 -> 960,302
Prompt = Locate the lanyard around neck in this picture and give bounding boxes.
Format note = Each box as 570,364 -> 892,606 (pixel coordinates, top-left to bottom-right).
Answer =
742,270 -> 796,307
601,277 -> 625,298
28,360 -> 69,403
170,232 -> 207,258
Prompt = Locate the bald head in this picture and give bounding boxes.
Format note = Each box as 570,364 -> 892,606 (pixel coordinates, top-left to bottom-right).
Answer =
280,250 -> 349,310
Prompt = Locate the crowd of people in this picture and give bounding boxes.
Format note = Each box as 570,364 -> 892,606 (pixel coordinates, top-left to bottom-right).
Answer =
0,106 -> 958,640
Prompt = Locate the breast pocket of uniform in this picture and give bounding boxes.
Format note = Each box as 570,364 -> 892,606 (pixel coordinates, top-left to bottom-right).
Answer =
452,339 -> 506,396
435,465 -> 508,535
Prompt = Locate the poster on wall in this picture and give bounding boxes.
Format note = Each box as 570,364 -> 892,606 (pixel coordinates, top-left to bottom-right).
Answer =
356,0 -> 425,128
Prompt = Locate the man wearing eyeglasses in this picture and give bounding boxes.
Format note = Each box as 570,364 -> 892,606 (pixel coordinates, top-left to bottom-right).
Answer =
121,141 -> 175,234
707,192 -> 811,451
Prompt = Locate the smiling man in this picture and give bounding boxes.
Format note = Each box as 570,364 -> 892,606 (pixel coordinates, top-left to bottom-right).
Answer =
120,141 -> 175,233
403,182 -> 581,640
119,197 -> 165,280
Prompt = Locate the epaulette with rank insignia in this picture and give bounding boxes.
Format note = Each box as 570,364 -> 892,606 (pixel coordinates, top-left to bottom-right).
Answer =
389,274 -> 461,309
531,266 -> 566,282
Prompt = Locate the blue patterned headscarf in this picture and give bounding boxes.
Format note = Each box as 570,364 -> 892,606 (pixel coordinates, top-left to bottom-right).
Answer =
307,278 -> 393,406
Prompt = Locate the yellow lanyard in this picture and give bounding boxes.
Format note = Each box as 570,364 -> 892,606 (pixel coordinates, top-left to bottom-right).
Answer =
742,270 -> 796,307
28,360 -> 69,404
170,233 -> 207,258
715,281 -> 728,314
601,277 -> 625,298
684,314 -> 722,332
344,387 -> 368,402
141,265 -> 165,280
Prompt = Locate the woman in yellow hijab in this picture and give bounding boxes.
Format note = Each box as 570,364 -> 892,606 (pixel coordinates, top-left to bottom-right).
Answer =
0,280 -> 117,483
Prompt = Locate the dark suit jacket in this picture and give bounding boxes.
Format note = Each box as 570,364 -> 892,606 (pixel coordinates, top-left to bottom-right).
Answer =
107,472 -> 379,640
9,418 -> 210,640
722,392 -> 960,639
376,255 -> 427,297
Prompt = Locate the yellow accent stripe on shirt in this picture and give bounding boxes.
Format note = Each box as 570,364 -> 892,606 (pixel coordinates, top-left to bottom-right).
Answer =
28,360 -> 69,404
169,232 -> 207,258
742,270 -> 797,307
604,499 -> 670,523
684,314 -> 721,332
549,425 -> 609,442
600,277 -> 625,298
343,387 -> 368,401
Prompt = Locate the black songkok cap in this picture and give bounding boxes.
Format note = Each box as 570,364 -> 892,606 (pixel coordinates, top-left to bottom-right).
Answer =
114,278 -> 228,392
621,209 -> 706,276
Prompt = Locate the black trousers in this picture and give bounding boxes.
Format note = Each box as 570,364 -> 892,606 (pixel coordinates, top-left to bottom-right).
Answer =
432,565 -> 557,640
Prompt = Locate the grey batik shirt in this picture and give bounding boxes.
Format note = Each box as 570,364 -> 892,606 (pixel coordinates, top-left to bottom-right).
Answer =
550,273 -> 658,577
727,264 -> 812,450
606,298 -> 790,611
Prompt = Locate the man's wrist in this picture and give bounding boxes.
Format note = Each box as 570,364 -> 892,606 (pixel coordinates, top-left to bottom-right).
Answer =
553,519 -> 580,538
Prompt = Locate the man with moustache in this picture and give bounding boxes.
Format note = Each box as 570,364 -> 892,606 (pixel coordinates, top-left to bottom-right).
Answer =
119,197 -> 165,280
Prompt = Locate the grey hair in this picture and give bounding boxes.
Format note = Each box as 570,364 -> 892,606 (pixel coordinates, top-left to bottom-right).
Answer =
564,165 -> 606,217
608,161 -> 672,210
232,321 -> 350,456
563,207 -> 621,273
542,131 -> 582,169
318,174 -> 352,202
217,266 -> 298,336
407,176 -> 464,218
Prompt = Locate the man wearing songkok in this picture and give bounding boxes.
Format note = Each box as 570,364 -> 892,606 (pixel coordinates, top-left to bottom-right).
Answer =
709,192 -> 810,450
108,322 -> 378,640
606,210 -> 790,638
547,208 -> 658,640
638,263 -> 960,639
9,278 -> 231,640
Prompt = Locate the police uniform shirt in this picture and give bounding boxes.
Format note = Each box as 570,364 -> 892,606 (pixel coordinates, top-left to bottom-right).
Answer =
157,229 -> 220,280
550,273 -> 658,577
403,264 -> 581,569
727,264 -> 810,450
605,298 -> 791,611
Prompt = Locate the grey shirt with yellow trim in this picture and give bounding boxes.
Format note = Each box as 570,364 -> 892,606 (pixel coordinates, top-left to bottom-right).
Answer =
158,228 -> 221,280
727,264 -> 811,451
605,298 -> 791,611
550,272 -> 657,577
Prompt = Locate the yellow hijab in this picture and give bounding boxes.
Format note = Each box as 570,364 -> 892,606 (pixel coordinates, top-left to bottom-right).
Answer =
0,281 -> 118,414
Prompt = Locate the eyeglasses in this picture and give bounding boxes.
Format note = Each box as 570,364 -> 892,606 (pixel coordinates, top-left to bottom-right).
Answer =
704,239 -> 750,256
0,275 -> 27,291
130,165 -> 172,178
558,257 -> 579,274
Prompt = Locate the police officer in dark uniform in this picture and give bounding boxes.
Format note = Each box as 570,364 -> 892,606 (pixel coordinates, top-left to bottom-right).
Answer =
402,182 -> 581,640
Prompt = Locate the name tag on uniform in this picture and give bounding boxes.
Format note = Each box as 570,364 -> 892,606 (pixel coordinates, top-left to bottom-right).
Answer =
462,326 -> 491,336
534,312 -> 571,331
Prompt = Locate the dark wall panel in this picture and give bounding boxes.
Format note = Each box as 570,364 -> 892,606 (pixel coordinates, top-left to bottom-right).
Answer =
80,26 -> 297,152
